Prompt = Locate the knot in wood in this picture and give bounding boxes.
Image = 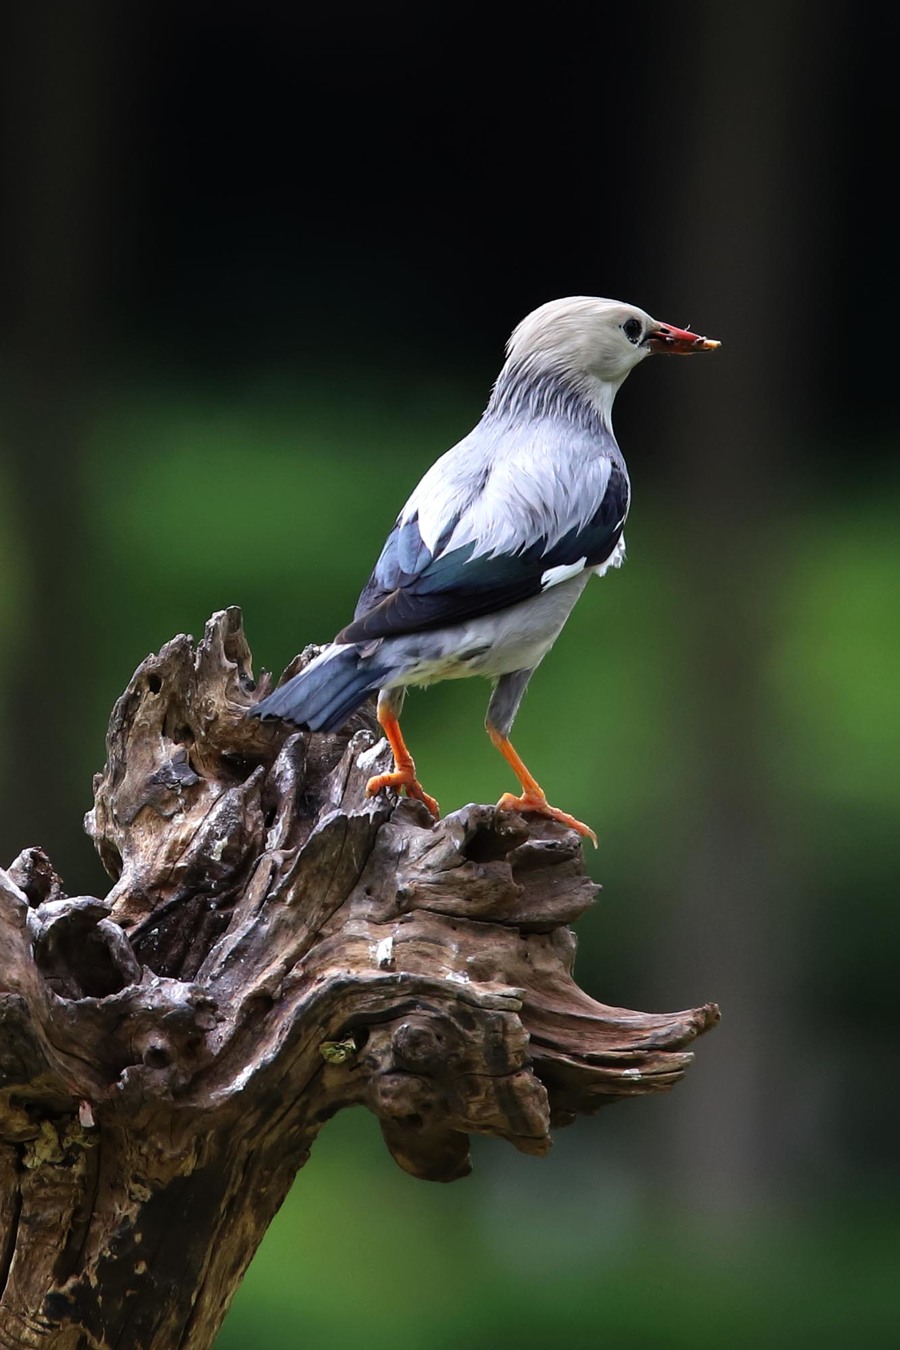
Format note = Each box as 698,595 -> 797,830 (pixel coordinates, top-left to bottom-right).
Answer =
390,1017 -> 456,1074
368,1071 -> 438,1126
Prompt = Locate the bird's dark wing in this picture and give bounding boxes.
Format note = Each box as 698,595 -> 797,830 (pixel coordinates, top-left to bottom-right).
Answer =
336,461 -> 629,643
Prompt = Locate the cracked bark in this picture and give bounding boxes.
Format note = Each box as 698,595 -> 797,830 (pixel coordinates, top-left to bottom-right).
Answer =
0,608 -> 719,1348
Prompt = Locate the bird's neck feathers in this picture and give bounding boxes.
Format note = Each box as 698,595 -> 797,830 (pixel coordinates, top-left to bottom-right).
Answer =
486,354 -> 621,435
486,296 -> 650,434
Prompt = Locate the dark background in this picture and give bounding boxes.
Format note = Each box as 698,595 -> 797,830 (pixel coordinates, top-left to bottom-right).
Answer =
1,4 -> 897,1347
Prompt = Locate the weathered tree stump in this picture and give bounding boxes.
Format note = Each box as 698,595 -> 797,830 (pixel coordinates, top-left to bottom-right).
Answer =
0,608 -> 718,1348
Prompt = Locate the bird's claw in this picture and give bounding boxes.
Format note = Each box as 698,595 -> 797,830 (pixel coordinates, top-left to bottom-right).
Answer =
366,769 -> 440,820
496,790 -> 598,848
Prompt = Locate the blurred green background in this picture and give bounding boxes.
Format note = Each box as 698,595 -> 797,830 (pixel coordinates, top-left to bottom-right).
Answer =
1,3 -> 897,1347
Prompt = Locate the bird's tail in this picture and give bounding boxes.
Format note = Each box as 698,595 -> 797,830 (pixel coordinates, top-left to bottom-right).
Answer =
251,643 -> 387,733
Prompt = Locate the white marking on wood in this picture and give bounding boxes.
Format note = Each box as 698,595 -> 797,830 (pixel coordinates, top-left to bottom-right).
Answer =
374,935 -> 394,969
357,739 -> 388,771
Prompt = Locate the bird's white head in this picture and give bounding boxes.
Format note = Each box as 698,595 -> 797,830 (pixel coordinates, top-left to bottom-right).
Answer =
497,296 -> 720,423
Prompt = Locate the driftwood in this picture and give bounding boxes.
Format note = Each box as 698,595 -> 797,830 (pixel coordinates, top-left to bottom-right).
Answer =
0,608 -> 718,1348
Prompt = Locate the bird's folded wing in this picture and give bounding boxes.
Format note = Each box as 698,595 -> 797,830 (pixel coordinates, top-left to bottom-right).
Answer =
337,454 -> 629,643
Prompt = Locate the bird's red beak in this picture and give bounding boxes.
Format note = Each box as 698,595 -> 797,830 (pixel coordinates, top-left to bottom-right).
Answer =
646,322 -> 721,355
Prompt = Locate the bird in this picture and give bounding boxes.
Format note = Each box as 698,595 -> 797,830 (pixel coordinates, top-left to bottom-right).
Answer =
252,296 -> 720,844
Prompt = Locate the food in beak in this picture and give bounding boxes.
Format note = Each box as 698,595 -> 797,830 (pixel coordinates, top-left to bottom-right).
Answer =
647,323 -> 721,354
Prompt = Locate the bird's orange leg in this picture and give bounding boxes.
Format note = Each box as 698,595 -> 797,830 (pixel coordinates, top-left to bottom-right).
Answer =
488,726 -> 597,847
366,707 -> 440,819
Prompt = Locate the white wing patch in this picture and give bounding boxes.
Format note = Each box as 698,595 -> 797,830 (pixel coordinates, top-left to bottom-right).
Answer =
593,535 -> 626,577
540,557 -> 587,589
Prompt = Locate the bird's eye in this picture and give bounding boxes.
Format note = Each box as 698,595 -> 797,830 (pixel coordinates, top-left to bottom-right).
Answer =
622,318 -> 642,344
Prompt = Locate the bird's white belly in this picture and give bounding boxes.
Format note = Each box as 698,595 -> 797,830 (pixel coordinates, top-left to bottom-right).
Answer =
383,571 -> 593,689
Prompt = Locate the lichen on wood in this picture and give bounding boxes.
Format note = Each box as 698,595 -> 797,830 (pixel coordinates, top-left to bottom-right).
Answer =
0,608 -> 718,1348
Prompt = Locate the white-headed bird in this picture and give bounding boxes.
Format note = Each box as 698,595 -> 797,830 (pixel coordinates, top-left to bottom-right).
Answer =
252,297 -> 720,844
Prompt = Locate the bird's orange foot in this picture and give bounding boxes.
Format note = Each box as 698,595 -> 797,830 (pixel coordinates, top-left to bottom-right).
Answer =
496,790 -> 598,847
366,769 -> 440,820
